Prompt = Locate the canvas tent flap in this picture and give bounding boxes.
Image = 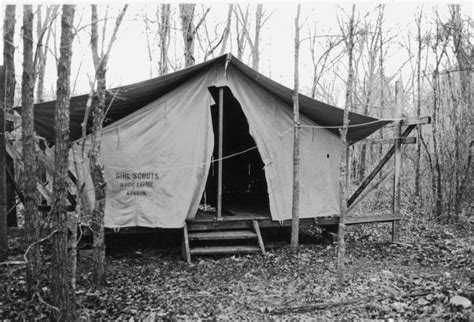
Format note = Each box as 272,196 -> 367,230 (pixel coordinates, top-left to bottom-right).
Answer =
222,64 -> 342,221
73,70 -> 217,228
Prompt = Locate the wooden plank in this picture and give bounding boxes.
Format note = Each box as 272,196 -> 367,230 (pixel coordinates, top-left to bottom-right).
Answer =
217,87 -> 224,220
383,116 -> 431,128
353,137 -> 416,145
188,230 -> 257,240
347,124 -> 416,207
190,245 -> 260,255
346,215 -> 401,225
401,116 -> 431,126
253,220 -> 266,255
392,81 -> 402,243
187,221 -> 254,231
190,213 -> 270,223
182,222 -> 191,264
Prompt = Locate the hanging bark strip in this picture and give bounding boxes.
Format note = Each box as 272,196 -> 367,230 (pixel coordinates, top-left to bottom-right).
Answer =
337,4 -> 356,285
290,4 -> 301,252
51,5 -> 77,320
21,5 -> 41,298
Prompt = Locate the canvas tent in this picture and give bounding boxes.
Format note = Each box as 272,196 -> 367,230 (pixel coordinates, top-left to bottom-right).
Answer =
32,54 -> 389,229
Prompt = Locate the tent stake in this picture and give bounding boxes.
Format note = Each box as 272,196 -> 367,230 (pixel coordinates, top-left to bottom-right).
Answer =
217,87 -> 224,221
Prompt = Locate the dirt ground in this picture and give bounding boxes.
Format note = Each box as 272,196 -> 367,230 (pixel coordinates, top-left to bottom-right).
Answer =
1,215 -> 472,320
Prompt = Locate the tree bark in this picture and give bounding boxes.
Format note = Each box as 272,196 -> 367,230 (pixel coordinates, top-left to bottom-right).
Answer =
3,5 -> 17,227
51,5 -> 76,320
36,5 -> 58,103
158,4 -> 171,75
22,5 -> 41,298
219,4 -> 233,56
378,5 -> 385,162
337,4 -> 356,285
88,4 -> 128,290
179,4 -> 196,67
0,65 -> 6,262
290,4 -> 301,252
432,70 -> 443,219
252,4 -> 263,71
415,8 -> 422,198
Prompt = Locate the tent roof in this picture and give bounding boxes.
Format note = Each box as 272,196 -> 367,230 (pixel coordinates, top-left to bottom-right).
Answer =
31,54 -> 389,143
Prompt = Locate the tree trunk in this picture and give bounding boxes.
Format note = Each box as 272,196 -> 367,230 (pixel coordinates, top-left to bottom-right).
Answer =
378,5 -> 385,162
431,71 -> 443,219
88,4 -> 128,290
3,5 -> 17,227
22,5 -> 41,298
179,4 -> 196,67
89,68 -> 107,290
219,4 -> 233,56
338,4 -> 355,285
0,65 -> 6,262
51,5 -> 76,320
235,5 -> 249,60
252,4 -> 263,71
415,9 -> 422,198
36,5 -> 57,103
158,4 -> 171,75
290,4 -> 301,252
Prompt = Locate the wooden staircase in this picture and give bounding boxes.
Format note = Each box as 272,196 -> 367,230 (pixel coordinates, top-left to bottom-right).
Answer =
182,220 -> 266,263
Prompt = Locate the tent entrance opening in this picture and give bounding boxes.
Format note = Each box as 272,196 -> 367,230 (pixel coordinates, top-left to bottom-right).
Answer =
199,86 -> 270,220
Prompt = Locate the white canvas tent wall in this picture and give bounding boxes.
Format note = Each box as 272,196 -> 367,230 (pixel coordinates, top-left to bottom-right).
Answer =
32,54 -> 389,229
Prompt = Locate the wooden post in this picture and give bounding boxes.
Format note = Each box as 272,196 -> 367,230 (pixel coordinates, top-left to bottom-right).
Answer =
392,80 -> 402,242
291,5 -> 301,252
217,87 -> 224,220
0,65 -> 7,262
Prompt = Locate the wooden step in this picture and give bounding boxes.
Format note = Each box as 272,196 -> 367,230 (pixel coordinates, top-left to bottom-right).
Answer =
188,230 -> 257,241
190,245 -> 261,255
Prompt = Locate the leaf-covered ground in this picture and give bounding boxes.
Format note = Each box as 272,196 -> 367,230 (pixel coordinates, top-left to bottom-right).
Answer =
1,215 -> 472,320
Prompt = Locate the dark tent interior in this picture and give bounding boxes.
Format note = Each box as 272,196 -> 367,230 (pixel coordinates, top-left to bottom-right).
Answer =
200,86 -> 270,218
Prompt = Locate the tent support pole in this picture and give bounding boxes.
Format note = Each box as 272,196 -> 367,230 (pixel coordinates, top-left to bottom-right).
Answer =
217,87 -> 224,221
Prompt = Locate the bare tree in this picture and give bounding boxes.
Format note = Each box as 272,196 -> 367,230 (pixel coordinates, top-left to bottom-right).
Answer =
235,4 -> 270,70
234,5 -> 249,60
414,7 -> 423,197
358,9 -> 384,180
87,4 -> 128,290
21,5 -> 41,298
35,5 -> 59,103
448,5 -> 472,215
51,5 -> 77,319
219,4 -> 234,55
179,4 -> 210,67
158,4 -> 171,75
291,4 -> 301,252
3,5 -> 17,228
337,4 -> 356,284
309,27 -> 344,99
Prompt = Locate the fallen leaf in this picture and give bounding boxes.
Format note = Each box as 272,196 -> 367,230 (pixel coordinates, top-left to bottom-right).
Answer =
449,296 -> 472,309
